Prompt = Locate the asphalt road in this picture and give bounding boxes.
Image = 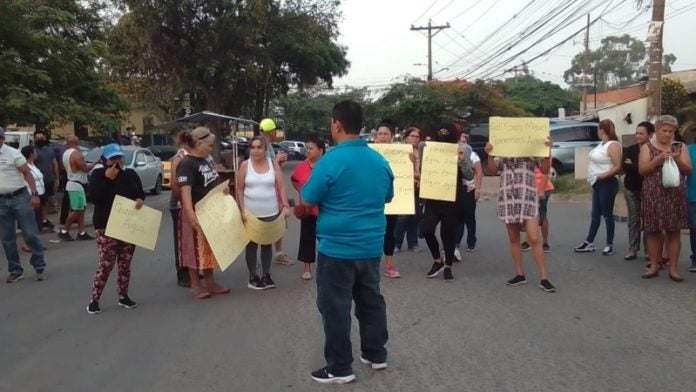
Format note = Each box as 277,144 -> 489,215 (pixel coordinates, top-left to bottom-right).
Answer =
1,162 -> 695,392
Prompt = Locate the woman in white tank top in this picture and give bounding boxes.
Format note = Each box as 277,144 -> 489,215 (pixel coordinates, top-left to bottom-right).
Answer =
574,120 -> 623,255
236,136 -> 289,290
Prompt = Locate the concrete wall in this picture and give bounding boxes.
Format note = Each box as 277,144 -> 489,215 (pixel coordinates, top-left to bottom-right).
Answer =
598,97 -> 649,139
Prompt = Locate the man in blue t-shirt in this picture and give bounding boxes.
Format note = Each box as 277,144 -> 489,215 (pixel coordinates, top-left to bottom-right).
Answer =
302,101 -> 394,384
687,143 -> 696,272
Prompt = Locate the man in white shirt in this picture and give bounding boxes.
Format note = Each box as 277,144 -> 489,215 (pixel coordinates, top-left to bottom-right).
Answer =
58,135 -> 97,241
0,127 -> 48,282
454,135 -> 483,260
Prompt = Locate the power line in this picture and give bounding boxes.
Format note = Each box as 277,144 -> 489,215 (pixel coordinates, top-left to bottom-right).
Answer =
411,0 -> 442,24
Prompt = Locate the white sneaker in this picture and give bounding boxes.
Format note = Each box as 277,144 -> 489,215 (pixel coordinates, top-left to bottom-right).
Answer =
454,248 -> 462,262
360,356 -> 387,370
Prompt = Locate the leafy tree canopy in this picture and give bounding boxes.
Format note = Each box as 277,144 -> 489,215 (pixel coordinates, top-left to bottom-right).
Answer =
503,76 -> 579,117
0,0 -> 129,132
563,34 -> 676,91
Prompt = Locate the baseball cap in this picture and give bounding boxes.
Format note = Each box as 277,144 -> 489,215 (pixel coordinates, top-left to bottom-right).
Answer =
259,118 -> 277,132
0,127 -> 5,138
103,143 -> 124,160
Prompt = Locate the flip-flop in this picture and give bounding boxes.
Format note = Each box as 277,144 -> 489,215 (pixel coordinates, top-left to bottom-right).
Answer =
190,287 -> 212,300
208,286 -> 230,295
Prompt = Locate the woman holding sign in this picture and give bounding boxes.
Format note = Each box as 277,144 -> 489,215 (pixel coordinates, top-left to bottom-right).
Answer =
421,123 -> 474,282
237,136 -> 290,290
178,127 -> 230,299
374,121 -> 401,278
485,137 -> 556,293
86,144 -> 145,314
291,138 -> 325,280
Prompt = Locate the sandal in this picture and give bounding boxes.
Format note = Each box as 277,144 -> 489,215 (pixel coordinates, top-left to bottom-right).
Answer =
208,285 -> 231,295
190,287 -> 212,300
668,273 -> 684,283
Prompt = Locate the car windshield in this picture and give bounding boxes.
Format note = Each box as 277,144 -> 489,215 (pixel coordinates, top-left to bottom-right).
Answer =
3,134 -> 22,148
85,148 -> 134,164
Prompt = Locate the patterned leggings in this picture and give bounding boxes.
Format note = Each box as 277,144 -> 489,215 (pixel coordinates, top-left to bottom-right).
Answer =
91,230 -> 135,301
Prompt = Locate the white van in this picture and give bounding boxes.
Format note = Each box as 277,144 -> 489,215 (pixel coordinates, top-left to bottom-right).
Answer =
3,131 -> 33,149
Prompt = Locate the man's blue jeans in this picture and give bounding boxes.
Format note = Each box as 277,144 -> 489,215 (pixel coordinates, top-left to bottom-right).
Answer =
316,253 -> 388,377
0,190 -> 46,275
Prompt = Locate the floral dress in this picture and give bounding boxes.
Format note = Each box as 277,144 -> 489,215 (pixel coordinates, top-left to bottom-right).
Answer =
641,143 -> 688,233
496,158 -> 541,224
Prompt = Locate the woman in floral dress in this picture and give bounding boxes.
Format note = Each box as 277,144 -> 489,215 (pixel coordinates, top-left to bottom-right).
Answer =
485,140 -> 556,292
639,115 -> 692,282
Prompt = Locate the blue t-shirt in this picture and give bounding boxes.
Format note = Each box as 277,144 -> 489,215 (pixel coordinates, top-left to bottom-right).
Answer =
301,139 -> 394,260
687,145 -> 696,202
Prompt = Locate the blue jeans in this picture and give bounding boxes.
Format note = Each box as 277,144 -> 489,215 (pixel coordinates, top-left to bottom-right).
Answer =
586,177 -> 619,245
0,190 -> 46,275
316,253 -> 388,377
688,202 -> 696,259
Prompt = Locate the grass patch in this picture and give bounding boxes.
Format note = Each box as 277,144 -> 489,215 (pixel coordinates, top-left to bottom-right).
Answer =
553,175 -> 592,195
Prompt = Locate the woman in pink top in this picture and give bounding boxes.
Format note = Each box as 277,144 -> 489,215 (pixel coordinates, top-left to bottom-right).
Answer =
521,167 -> 554,253
291,138 -> 325,280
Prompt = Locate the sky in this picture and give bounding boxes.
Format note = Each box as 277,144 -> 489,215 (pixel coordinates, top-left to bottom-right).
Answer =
332,0 -> 696,92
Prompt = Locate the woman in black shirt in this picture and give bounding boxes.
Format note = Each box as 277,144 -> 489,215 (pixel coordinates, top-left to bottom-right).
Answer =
177,127 -> 230,299
86,144 -> 145,315
622,122 -> 654,260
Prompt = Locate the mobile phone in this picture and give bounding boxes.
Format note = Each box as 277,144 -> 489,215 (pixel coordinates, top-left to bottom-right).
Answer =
671,141 -> 681,152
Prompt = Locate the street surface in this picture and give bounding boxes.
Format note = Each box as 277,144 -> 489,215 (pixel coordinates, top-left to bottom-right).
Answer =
1,162 -> 695,392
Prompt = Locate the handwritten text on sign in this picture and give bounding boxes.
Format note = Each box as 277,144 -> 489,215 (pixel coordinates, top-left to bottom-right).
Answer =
419,142 -> 458,202
196,181 -> 249,271
105,195 -> 162,250
244,212 -> 286,245
370,144 -> 415,215
489,117 -> 550,158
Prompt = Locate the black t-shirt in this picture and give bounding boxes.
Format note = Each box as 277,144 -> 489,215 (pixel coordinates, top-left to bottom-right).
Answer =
177,155 -> 221,204
622,143 -> 642,192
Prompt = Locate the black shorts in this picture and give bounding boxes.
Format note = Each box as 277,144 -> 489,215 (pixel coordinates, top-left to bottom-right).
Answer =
44,181 -> 55,197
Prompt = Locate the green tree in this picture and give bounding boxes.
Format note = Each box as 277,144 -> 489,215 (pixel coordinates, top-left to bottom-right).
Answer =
0,0 -> 129,132
373,78 -> 525,131
113,0 -> 349,130
272,88 -> 370,140
662,78 -> 689,116
563,34 -> 676,91
503,76 -> 579,117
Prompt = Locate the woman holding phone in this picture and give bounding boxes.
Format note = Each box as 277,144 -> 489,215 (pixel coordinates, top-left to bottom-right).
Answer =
86,144 -> 145,314
639,115 -> 692,281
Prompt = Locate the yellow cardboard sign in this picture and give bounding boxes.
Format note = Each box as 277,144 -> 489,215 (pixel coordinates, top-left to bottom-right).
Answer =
489,117 -> 550,157
244,211 -> 286,245
370,144 -> 415,215
196,181 -> 249,271
105,195 -> 162,250
419,142 -> 458,202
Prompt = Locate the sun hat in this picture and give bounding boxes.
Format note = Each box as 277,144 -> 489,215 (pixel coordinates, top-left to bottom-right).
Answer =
259,118 -> 277,133
103,143 -> 125,160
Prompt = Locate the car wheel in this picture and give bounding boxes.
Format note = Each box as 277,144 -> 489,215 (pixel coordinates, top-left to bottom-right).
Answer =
550,160 -> 562,180
151,175 -> 162,195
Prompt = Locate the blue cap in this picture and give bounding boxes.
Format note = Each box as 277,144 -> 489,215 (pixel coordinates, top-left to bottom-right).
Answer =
0,127 -> 5,138
103,143 -> 124,160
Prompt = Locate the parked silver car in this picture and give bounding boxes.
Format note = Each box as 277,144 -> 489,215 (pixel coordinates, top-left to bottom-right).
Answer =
85,146 -> 164,195
279,141 -> 306,159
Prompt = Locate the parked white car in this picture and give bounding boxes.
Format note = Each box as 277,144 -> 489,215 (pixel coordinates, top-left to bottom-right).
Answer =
3,131 -> 33,149
85,146 -> 164,195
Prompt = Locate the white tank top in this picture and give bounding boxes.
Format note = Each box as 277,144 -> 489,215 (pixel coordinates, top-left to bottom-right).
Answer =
587,140 -> 620,185
62,148 -> 89,189
244,157 -> 279,218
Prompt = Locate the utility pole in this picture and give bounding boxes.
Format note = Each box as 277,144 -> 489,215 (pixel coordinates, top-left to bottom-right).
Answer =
411,19 -> 450,81
647,0 -> 666,118
582,14 -> 590,113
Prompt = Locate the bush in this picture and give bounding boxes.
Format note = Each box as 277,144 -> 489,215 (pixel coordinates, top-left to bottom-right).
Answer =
553,175 -> 591,194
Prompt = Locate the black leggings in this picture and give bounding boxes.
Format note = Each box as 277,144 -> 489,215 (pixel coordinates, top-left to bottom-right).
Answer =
422,201 -> 458,265
384,215 -> 397,256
